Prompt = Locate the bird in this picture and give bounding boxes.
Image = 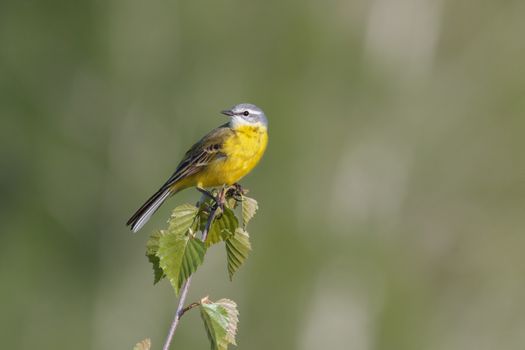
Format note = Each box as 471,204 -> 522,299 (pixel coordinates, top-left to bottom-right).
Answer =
126,103 -> 268,232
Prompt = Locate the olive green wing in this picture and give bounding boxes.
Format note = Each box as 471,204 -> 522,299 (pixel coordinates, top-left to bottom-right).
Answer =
163,123 -> 233,187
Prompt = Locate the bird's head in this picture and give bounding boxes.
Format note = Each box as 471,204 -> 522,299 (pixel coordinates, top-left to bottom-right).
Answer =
221,103 -> 268,129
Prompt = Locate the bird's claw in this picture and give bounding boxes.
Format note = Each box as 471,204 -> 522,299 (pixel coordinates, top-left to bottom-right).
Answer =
198,184 -> 247,212
226,183 -> 246,202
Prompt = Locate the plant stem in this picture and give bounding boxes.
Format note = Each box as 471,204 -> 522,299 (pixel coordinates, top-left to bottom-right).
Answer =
162,278 -> 192,350
161,190 -> 223,350
180,302 -> 201,317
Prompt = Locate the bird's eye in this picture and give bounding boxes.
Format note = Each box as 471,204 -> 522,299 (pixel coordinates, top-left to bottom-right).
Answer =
243,111 -> 250,116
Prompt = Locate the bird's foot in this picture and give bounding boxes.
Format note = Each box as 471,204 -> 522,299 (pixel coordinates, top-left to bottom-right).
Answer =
196,187 -> 216,201
226,183 -> 247,202
197,187 -> 227,212
197,184 -> 247,212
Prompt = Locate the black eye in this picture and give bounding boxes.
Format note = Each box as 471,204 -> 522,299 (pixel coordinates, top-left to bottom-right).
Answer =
243,111 -> 249,116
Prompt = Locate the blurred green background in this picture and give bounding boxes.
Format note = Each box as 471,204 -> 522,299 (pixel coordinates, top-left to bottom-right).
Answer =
1,0 -> 525,349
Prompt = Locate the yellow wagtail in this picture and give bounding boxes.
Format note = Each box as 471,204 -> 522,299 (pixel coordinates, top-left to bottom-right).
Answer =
127,103 -> 268,232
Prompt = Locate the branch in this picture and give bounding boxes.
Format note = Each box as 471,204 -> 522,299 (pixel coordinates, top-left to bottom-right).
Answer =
161,190 -> 222,350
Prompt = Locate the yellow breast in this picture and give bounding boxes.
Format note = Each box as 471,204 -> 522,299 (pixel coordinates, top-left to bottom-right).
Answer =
198,124 -> 268,187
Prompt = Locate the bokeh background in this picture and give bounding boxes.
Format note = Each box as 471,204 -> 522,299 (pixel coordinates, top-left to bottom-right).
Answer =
1,0 -> 525,349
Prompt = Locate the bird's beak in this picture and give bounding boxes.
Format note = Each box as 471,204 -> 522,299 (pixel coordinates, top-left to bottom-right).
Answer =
221,109 -> 234,116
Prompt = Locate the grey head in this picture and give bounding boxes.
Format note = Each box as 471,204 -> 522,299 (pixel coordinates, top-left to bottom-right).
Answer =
221,103 -> 268,128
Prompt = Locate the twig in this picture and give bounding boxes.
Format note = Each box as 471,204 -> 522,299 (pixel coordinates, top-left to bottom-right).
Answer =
162,279 -> 192,350
161,188 -> 223,350
180,302 -> 201,317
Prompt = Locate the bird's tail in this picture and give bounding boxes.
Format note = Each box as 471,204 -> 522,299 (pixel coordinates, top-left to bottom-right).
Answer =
126,186 -> 174,233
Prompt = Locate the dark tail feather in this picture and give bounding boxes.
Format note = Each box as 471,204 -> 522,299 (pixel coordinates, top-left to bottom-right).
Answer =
127,187 -> 172,233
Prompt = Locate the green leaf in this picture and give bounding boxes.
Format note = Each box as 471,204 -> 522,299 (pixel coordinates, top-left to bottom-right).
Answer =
133,338 -> 151,350
157,230 -> 206,294
241,196 -> 258,228
168,204 -> 199,236
147,254 -> 165,284
199,297 -> 239,350
225,196 -> 238,210
225,228 -> 251,280
205,207 -> 239,247
146,231 -> 165,284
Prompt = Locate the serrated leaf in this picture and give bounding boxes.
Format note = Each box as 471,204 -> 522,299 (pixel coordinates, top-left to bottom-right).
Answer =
225,196 -> 238,210
200,297 -> 239,350
241,196 -> 258,228
157,231 -> 206,294
146,231 -> 161,255
225,228 -> 251,280
205,207 -> 239,247
147,254 -> 165,284
146,231 -> 165,284
168,204 -> 199,236
133,338 -> 151,350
